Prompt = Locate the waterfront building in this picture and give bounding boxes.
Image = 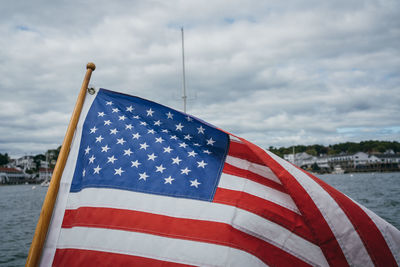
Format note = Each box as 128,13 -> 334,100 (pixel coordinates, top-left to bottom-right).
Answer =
284,152 -> 317,167
14,155 -> 35,171
283,151 -> 400,173
375,154 -> 400,164
39,168 -> 53,181
0,167 -> 28,184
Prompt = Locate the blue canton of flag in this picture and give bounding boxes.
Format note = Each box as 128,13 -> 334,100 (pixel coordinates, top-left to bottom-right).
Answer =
71,89 -> 229,201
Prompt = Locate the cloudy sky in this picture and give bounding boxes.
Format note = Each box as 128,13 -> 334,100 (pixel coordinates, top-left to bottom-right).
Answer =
0,0 -> 399,157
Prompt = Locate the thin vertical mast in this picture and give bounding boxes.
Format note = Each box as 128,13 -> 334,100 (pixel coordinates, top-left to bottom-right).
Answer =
181,27 -> 187,113
293,145 -> 295,165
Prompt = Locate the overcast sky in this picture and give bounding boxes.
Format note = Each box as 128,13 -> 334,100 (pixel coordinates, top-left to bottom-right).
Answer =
0,0 -> 399,157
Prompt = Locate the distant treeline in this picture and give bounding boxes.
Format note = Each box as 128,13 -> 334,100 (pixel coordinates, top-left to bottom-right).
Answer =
268,140 -> 400,158
1,141 -> 400,166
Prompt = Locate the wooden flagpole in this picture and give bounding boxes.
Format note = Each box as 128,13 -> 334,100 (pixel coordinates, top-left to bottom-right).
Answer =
26,62 -> 96,267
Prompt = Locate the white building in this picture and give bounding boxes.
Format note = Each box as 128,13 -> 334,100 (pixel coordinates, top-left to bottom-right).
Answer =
284,152 -> 317,167
14,155 -> 35,171
352,152 -> 370,166
0,167 -> 27,183
316,157 -> 330,169
39,168 -> 53,181
375,154 -> 400,164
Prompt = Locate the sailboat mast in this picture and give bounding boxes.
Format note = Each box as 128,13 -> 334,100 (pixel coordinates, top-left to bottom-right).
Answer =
181,27 -> 187,113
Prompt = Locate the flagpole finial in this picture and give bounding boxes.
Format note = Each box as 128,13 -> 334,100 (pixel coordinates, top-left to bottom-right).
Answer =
87,62 -> 96,71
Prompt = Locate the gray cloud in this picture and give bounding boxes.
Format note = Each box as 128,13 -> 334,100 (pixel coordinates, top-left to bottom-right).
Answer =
0,0 -> 399,157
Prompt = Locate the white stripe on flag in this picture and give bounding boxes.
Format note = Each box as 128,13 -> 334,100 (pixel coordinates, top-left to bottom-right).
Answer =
218,173 -> 300,214
40,90 -> 98,267
358,204 -> 400,265
229,136 -> 242,143
65,188 -> 328,266
225,155 -> 281,184
266,150 -> 374,267
57,227 -> 267,267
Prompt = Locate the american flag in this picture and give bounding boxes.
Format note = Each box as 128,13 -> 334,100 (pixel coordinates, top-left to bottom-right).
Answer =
41,88 -> 400,266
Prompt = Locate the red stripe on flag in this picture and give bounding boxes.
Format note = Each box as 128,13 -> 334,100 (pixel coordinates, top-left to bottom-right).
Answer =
62,207 -> 312,267
239,138 -> 349,267
222,162 -> 285,193
53,248 -> 193,267
228,140 -> 266,165
305,171 -> 398,266
214,187 -> 316,243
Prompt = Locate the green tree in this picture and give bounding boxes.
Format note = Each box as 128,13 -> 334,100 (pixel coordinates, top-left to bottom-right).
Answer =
311,162 -> 320,172
0,153 -> 9,165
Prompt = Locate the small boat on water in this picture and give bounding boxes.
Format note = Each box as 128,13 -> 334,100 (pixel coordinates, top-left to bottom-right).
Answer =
40,180 -> 50,187
332,165 -> 345,174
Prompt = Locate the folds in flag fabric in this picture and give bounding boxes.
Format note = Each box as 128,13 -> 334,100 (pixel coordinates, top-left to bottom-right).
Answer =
41,88 -> 400,266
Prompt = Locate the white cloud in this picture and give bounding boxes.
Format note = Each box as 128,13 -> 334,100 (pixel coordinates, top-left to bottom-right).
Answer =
0,0 -> 399,157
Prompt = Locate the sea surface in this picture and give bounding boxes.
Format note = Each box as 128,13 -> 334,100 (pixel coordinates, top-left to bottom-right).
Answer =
0,172 -> 399,266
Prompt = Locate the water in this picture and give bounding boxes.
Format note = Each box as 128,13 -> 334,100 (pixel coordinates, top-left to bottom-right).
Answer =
318,172 -> 400,229
0,173 -> 399,266
0,185 -> 47,267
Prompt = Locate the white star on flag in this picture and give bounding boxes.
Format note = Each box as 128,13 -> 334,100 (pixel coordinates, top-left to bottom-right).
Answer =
180,167 -> 191,175
146,108 -> 154,116
164,176 -> 174,184
140,142 -> 149,150
197,126 -> 205,134
93,165 -> 101,174
155,137 -> 164,143
107,155 -> 117,164
206,138 -> 215,146
179,143 -> 188,148
175,123 -> 184,131
123,149 -> 133,156
188,151 -> 197,157
131,160 -> 141,168
139,172 -> 148,181
197,160 -> 207,168
116,138 -> 126,145
101,145 -> 110,152
172,156 -> 182,165
114,167 -> 124,176
190,179 -> 200,188
90,126 -> 97,133
155,164 -> 166,173
88,155 -> 95,164
132,133 -> 141,139
163,146 -> 173,153
110,128 -> 118,135
147,153 -> 157,161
